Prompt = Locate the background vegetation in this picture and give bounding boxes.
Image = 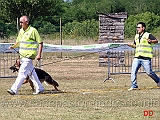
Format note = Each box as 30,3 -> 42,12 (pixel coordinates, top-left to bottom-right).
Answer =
0,0 -> 160,40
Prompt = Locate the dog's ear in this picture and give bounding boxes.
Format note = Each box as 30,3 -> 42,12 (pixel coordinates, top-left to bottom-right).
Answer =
15,59 -> 21,67
9,66 -> 13,69
9,65 -> 19,73
16,59 -> 20,64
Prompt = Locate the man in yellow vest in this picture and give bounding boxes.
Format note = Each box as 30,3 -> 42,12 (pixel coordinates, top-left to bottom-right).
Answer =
7,15 -> 44,95
128,22 -> 160,90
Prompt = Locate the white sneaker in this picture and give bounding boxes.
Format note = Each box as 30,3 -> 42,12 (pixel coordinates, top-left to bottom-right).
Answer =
33,90 -> 44,95
128,87 -> 138,91
157,82 -> 160,88
7,89 -> 16,95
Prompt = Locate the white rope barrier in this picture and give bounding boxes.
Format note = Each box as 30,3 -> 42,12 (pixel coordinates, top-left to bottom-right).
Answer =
1,43 -> 160,53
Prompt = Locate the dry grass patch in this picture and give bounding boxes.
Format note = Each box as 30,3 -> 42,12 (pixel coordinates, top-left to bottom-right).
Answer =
0,58 -> 160,120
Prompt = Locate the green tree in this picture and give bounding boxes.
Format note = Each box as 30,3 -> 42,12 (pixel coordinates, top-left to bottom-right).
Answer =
120,0 -> 160,16
0,20 -> 16,39
0,0 -> 65,24
63,19 -> 98,39
125,12 -> 160,38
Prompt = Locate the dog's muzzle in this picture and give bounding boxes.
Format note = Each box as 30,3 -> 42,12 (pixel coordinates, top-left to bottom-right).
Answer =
9,66 -> 19,73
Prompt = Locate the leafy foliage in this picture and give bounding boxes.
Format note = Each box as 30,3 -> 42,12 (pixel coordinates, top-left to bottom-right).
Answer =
63,19 -> 98,39
125,12 -> 160,38
0,0 -> 160,39
0,0 -> 64,24
0,20 -> 16,39
37,22 -> 57,35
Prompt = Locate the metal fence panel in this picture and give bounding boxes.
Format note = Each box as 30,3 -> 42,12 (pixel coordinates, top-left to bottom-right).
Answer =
0,52 -> 42,78
0,52 -> 18,78
106,49 -> 160,80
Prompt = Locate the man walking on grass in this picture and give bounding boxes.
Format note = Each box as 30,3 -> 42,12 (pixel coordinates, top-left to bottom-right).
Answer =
128,22 -> 160,90
7,15 -> 44,95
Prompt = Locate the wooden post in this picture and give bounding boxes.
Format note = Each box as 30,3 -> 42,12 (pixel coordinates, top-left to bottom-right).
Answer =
60,18 -> 62,58
16,18 -> 19,33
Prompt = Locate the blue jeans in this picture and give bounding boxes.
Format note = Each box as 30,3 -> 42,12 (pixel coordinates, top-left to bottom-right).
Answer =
131,58 -> 160,88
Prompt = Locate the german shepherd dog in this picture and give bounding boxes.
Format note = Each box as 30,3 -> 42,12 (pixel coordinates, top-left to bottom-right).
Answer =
10,60 -> 59,91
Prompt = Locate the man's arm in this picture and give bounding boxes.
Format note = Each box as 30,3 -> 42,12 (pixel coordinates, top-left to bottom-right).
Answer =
36,42 -> 43,60
8,42 -> 19,49
148,39 -> 158,44
148,34 -> 158,44
128,41 -> 136,48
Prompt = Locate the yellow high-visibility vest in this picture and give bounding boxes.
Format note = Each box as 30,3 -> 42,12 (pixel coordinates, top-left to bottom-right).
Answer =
16,26 -> 42,59
135,32 -> 154,58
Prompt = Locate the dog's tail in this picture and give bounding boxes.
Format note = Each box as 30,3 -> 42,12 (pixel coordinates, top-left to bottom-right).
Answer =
45,76 -> 59,87
43,80 -> 59,87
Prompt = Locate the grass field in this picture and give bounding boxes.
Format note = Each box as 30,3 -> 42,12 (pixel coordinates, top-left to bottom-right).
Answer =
0,37 -> 160,120
0,55 -> 160,120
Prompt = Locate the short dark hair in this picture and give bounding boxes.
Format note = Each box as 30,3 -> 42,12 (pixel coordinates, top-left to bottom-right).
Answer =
137,22 -> 146,28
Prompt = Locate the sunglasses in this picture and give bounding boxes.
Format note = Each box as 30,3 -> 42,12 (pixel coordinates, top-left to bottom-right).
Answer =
19,21 -> 24,23
136,27 -> 140,28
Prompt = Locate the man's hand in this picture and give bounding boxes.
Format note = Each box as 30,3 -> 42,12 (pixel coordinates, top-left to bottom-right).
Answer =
127,43 -> 136,48
127,43 -> 132,47
148,39 -> 158,44
36,54 -> 41,61
147,39 -> 152,43
8,46 -> 13,50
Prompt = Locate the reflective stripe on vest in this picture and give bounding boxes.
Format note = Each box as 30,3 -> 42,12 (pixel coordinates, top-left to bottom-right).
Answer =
20,41 -> 37,44
19,41 -> 38,51
135,50 -> 153,54
135,32 -> 153,58
20,47 -> 37,50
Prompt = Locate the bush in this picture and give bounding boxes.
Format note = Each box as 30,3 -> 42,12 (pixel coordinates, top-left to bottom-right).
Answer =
125,12 -> 160,38
62,19 -> 98,39
0,20 -> 16,39
38,22 -> 56,34
33,21 -> 56,34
